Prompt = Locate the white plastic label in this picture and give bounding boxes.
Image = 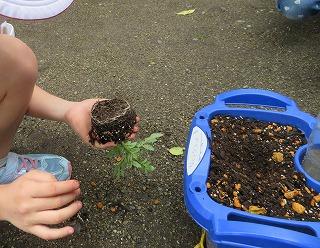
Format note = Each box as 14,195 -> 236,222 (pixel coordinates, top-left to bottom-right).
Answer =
187,126 -> 208,175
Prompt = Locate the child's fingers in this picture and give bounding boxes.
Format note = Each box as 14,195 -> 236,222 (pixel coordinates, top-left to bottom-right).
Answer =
25,170 -> 57,182
31,180 -> 80,198
31,201 -> 82,225
128,133 -> 136,140
34,189 -> 81,211
31,225 -> 75,240
133,126 -> 139,133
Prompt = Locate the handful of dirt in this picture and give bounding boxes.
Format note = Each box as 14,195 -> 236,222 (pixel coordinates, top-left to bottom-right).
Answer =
89,99 -> 137,144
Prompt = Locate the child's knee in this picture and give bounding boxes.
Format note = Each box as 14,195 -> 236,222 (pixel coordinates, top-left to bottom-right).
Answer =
0,35 -> 38,89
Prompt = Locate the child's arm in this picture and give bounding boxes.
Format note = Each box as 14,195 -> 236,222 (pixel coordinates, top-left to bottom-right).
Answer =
26,85 -> 139,149
26,85 -> 74,122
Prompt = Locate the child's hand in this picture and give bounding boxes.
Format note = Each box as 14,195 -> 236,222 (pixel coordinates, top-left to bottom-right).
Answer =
0,170 -> 81,240
64,99 -> 140,149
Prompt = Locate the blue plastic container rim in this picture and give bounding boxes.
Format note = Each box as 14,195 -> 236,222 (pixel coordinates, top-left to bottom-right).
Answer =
184,89 -> 319,248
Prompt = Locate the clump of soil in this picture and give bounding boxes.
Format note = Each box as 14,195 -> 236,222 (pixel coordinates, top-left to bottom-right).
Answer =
89,99 -> 137,144
207,115 -> 320,221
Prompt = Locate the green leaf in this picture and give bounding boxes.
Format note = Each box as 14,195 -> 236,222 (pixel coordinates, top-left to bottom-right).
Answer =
148,133 -> 164,139
130,147 -> 141,154
130,142 -> 137,147
106,147 -> 120,158
114,165 -> 122,178
106,151 -> 116,159
108,132 -> 162,177
132,161 -> 142,168
145,165 -> 155,173
144,133 -> 163,144
168,146 -> 184,156
143,161 -> 155,172
139,159 -> 152,171
123,141 -> 137,149
176,9 -> 195,16
136,141 -> 144,148
132,152 -> 139,160
124,155 -> 133,167
116,144 -> 126,155
143,144 -> 155,151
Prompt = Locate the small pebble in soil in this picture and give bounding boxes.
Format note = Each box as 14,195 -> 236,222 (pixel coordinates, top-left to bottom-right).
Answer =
153,199 -> 161,205
96,202 -> 104,209
233,197 -> 241,208
248,206 -> 267,215
314,195 -> 320,202
284,190 -> 299,200
206,182 -> 212,189
272,152 -> 284,163
280,199 -> 287,208
292,202 -> 306,214
111,206 -> 118,213
234,183 -> 241,191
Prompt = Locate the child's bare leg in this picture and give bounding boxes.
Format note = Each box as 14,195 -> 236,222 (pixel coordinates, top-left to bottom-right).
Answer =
0,34 -> 37,158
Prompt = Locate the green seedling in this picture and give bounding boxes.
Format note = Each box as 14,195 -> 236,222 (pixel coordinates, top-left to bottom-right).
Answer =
106,133 -> 163,177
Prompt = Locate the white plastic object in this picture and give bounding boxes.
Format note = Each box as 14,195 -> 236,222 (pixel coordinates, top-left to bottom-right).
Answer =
0,0 -> 73,20
187,126 -> 207,176
303,114 -> 320,181
0,21 -> 15,37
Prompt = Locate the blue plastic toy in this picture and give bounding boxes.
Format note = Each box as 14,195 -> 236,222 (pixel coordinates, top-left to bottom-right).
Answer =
277,0 -> 320,20
184,89 -> 319,248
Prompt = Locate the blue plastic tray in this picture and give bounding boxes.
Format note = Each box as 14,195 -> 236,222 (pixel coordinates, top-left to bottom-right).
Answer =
184,89 -> 319,248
